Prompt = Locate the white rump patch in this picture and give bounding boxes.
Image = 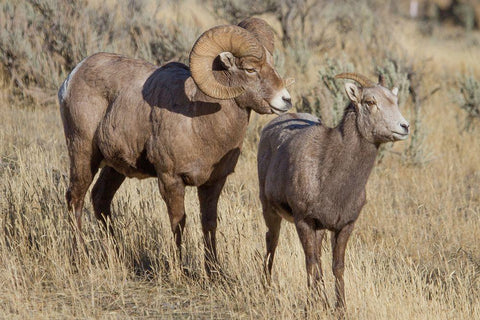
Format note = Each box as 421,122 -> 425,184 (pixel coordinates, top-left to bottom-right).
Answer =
58,58 -> 87,103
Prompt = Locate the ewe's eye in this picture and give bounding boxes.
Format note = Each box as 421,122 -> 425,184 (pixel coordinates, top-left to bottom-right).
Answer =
245,68 -> 256,74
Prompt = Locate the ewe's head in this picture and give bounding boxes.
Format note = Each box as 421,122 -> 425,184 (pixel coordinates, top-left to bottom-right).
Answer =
336,73 -> 410,144
189,18 -> 292,115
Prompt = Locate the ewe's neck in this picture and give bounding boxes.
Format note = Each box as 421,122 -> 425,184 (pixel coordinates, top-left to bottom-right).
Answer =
336,104 -> 378,171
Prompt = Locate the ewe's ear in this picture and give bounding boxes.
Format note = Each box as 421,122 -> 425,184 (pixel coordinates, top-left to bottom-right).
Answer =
391,87 -> 399,96
285,77 -> 295,88
219,52 -> 236,70
344,82 -> 361,104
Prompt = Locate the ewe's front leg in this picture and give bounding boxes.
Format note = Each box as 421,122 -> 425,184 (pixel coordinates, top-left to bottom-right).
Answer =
314,229 -> 329,307
158,175 -> 187,262
295,219 -> 324,288
197,177 -> 227,277
296,219 -> 330,309
331,222 -> 355,310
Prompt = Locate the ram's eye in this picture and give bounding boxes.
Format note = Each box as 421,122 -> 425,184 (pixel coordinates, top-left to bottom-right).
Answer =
365,100 -> 376,107
245,68 -> 256,74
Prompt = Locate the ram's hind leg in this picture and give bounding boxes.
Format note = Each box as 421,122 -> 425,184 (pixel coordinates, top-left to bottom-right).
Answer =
91,167 -> 126,238
157,174 -> 186,265
65,140 -> 102,248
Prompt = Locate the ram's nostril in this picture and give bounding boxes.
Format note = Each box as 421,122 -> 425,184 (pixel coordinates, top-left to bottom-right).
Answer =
282,97 -> 292,106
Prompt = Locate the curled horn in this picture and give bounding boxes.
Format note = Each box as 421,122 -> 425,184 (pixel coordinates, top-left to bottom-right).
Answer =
189,25 -> 264,100
335,73 -> 375,87
238,17 -> 275,55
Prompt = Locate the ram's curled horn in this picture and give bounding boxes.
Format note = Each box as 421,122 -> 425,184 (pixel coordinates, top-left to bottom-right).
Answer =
238,17 -> 275,55
335,73 -> 376,88
190,25 -> 264,100
378,74 -> 386,86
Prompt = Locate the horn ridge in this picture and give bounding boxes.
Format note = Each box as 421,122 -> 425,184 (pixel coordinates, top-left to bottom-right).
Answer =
190,25 -> 263,100
238,17 -> 275,55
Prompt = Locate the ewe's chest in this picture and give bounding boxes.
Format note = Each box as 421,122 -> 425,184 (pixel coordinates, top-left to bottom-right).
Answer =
293,153 -> 370,231
307,182 -> 366,231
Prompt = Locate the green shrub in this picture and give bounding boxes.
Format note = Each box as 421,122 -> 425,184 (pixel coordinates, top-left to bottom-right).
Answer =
297,57 -> 354,127
375,58 -> 410,108
0,0 -> 198,106
453,74 -> 480,132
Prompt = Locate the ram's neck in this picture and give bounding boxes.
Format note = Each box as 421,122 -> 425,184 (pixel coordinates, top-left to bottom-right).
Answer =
190,85 -> 251,150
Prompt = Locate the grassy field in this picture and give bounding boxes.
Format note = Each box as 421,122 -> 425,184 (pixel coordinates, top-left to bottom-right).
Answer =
1,0 -> 479,319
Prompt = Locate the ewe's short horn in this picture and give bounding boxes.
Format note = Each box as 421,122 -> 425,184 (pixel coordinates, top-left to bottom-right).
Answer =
335,73 -> 375,88
238,17 -> 275,55
378,74 -> 386,86
190,25 -> 264,100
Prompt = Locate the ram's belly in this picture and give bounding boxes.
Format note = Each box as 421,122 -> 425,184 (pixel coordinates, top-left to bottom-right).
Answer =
99,152 -> 156,179
276,207 -> 295,223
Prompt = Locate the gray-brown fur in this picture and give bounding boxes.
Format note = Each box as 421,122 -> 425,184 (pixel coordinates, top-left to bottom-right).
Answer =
257,73 -> 409,309
58,18 -> 292,275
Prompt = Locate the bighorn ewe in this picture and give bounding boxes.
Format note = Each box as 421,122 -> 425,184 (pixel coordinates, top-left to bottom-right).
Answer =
257,73 -> 409,309
58,18 -> 292,274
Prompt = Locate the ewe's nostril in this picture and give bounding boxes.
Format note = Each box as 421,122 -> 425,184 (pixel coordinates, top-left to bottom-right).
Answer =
401,122 -> 410,133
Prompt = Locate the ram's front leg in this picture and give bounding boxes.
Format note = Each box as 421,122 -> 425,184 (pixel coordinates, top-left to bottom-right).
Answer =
158,174 -> 187,264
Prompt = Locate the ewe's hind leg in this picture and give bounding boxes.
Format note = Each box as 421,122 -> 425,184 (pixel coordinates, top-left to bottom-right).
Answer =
262,202 -> 282,282
91,167 -> 126,237
197,177 -> 227,277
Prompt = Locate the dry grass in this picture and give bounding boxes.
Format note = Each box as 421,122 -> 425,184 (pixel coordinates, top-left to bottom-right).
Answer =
1,0 -> 480,319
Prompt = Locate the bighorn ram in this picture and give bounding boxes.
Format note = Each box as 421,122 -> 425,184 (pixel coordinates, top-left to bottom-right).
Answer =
58,18 -> 292,274
257,73 -> 409,309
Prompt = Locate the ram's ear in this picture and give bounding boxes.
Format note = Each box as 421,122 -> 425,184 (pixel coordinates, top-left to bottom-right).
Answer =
219,52 -> 237,70
392,87 -> 399,96
184,77 -> 197,100
344,82 -> 361,104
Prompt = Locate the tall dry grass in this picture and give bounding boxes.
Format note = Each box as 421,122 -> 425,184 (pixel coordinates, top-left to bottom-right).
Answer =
1,0 -> 479,319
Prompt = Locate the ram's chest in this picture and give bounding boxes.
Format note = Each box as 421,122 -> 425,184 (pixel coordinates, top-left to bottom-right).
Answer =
148,115 -> 247,186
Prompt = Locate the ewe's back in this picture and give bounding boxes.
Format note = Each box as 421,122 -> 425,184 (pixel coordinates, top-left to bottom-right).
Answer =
257,113 -> 322,209
258,113 -> 320,153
